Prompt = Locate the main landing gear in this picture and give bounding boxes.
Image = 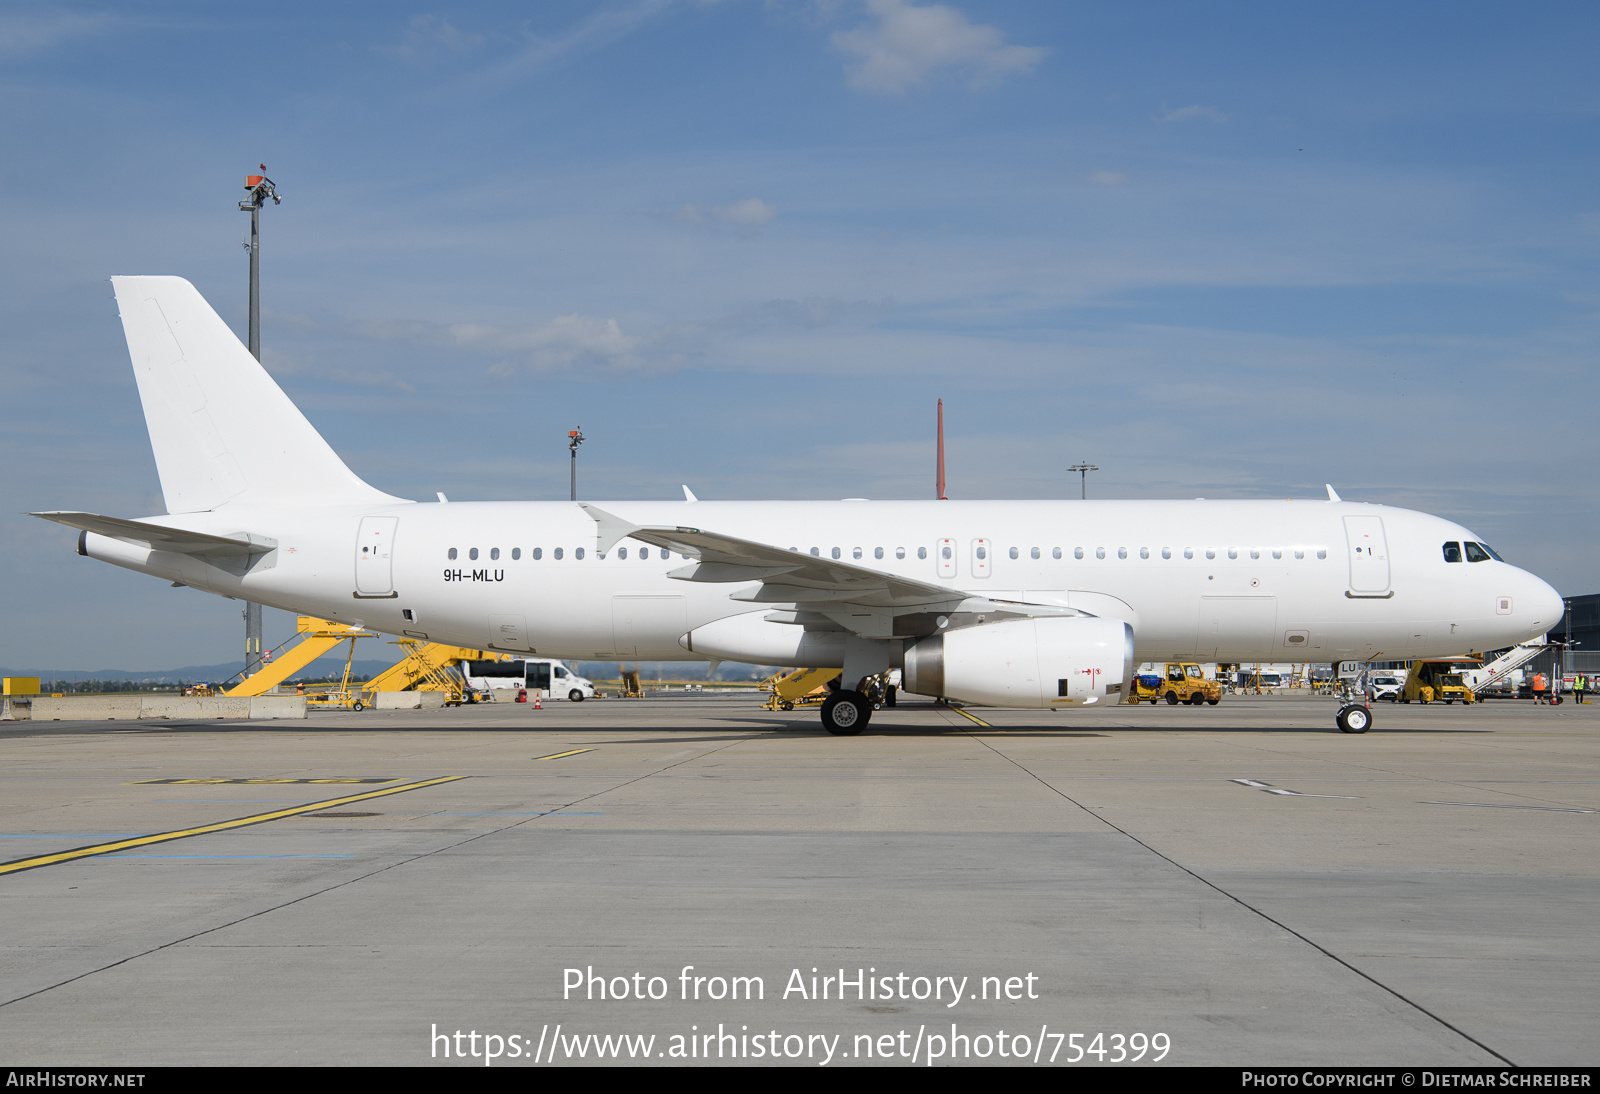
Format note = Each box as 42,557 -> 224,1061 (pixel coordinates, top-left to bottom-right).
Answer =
1336,704 -> 1372,733
820,690 -> 871,736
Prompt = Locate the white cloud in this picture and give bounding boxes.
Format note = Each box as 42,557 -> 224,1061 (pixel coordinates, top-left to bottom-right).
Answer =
831,0 -> 1046,95
1157,104 -> 1228,124
713,198 -> 777,225
448,315 -> 643,375
0,10 -> 110,57
380,14 -> 485,60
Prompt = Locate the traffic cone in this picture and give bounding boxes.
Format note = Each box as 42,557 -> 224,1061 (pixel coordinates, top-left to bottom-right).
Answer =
533,696 -> 541,709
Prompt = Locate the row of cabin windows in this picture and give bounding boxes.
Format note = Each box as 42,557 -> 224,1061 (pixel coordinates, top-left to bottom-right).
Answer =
445,544 -> 1330,562
446,546 -> 680,561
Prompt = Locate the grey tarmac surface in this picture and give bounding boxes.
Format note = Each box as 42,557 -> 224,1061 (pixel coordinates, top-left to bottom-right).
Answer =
1,691 -> 1595,1067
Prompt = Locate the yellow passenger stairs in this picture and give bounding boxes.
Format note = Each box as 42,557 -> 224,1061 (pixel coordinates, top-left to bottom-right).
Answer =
224,617 -> 375,697
762,667 -> 840,711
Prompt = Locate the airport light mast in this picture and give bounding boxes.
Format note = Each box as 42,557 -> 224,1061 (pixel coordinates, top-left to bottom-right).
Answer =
1068,461 -> 1099,500
569,428 -> 584,501
238,167 -> 280,680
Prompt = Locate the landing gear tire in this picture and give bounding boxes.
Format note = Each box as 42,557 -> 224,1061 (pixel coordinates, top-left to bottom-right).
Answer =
569,690 -> 584,702
1337,705 -> 1372,734
1165,692 -> 1179,705
821,691 -> 870,736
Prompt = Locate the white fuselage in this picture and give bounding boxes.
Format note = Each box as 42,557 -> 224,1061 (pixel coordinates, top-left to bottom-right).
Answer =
81,498 -> 1563,669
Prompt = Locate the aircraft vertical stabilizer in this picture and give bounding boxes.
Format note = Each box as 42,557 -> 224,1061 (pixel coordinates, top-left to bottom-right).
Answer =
109,275 -> 404,514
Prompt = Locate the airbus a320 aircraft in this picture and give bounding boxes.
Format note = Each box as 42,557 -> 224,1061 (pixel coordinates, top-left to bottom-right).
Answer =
35,277 -> 1564,735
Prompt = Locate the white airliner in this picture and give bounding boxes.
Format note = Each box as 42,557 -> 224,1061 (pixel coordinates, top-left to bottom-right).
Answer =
35,277 -> 1564,735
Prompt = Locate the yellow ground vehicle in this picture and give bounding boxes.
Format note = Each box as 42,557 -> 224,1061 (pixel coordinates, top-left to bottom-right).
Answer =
763,668 -> 841,711
1401,660 -> 1478,705
1128,663 -> 1222,705
1126,672 -> 1164,703
1166,663 -> 1223,705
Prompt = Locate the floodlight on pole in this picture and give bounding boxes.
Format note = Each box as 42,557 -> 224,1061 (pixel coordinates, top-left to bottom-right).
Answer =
1068,461 -> 1099,500
237,166 -> 280,681
569,428 -> 584,501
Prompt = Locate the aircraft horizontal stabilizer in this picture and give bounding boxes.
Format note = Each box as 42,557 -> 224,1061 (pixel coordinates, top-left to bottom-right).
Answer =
31,511 -> 276,557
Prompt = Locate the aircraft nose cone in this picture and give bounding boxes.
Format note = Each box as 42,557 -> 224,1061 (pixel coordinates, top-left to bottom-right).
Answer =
1532,578 -> 1565,632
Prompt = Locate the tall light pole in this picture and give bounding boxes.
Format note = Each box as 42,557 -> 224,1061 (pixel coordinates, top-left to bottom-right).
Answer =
1068,461 -> 1099,499
569,428 -> 584,501
238,167 -> 280,679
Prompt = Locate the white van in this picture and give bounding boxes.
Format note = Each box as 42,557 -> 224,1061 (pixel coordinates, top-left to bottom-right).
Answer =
463,658 -> 597,701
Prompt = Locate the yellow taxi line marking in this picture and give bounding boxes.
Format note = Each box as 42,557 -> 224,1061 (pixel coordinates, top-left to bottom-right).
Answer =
533,749 -> 595,761
948,707 -> 993,728
0,776 -> 466,877
129,778 -> 396,785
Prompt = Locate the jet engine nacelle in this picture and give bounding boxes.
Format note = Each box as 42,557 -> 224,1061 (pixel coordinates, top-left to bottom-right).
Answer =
903,616 -> 1135,708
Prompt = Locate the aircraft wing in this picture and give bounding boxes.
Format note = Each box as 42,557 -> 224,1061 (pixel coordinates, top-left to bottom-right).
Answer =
31,511 -> 276,557
579,503 -> 1078,639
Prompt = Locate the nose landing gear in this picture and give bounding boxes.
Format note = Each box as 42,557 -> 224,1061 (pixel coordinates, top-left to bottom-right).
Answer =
1336,704 -> 1372,733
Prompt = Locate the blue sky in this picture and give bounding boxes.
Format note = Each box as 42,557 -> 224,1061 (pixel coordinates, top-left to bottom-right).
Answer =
3,1 -> 1597,670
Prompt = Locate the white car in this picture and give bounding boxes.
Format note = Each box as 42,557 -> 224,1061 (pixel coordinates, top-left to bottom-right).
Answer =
1365,675 -> 1405,702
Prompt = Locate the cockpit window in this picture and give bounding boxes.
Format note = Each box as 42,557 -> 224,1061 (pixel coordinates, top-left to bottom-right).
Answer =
1479,542 -> 1504,561
1442,542 -> 1462,563
1464,541 -> 1492,563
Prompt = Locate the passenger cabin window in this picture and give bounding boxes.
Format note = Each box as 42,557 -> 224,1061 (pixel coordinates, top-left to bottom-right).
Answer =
832,547 -> 841,559
533,548 -> 542,560
1227,548 -> 1238,560
1074,547 -> 1084,559
1117,547 -> 1127,559
875,547 -> 884,560
1184,548 -> 1193,559
976,546 -> 986,560
1206,549 -> 1215,560
1249,549 -> 1259,560
1161,547 -> 1171,559
1031,547 -> 1041,560
554,548 -> 563,560
1316,549 -> 1327,559
1052,547 -> 1061,559
469,548 -> 479,561
918,547 -> 927,560
1464,542 -> 1492,563
490,548 -> 500,560
575,548 -> 585,560
1294,549 -> 1304,559
897,548 -> 906,559
512,548 -> 521,560
448,548 -> 457,560
1009,547 -> 1019,560
1272,549 -> 1281,559
1095,548 -> 1105,559
1140,547 -> 1149,559
941,546 -> 952,559
618,547 -> 628,559
853,547 -> 862,559
810,548 -> 820,557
